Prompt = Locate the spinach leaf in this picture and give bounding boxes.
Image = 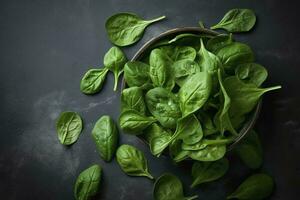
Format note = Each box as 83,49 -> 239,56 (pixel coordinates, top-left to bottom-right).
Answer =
189,144 -> 226,161
179,72 -> 212,117
119,109 -> 156,134
150,131 -> 172,157
105,13 -> 165,46
211,9 -> 256,32
235,63 -> 268,87
224,76 -> 281,124
215,42 -> 254,73
80,68 -> 109,94
121,87 -> 147,114
153,173 -> 198,200
56,111 -> 83,145
227,173 -> 274,200
74,164 -> 102,200
235,130 -> 263,169
160,45 -> 197,61
143,123 -> 165,144
124,61 -> 152,89
191,158 -> 229,188
182,138 -> 234,151
173,59 -> 200,87
116,144 -> 153,179
197,111 -> 218,136
91,115 -> 118,162
103,46 -> 127,91
169,139 -> 190,162
149,49 -> 175,90
145,87 -> 181,129
207,33 -> 233,53
214,69 -> 237,135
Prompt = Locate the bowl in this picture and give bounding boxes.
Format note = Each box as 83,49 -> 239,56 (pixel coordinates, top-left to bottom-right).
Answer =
124,27 -> 261,151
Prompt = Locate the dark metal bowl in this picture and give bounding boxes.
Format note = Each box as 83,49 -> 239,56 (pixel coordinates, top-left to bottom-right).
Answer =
123,27 -> 261,151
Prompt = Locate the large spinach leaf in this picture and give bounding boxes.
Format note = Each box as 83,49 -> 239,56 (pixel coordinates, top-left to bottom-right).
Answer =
103,46 -> 127,91
56,111 -> 83,145
105,13 -> 165,46
191,158 -> 229,188
227,173 -> 274,199
153,173 -> 198,200
74,164 -> 102,200
116,144 -> 153,179
145,87 -> 181,129
211,9 -> 256,32
91,115 -> 118,162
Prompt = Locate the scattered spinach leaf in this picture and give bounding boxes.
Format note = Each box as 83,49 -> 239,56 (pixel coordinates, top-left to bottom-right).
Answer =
80,68 -> 109,94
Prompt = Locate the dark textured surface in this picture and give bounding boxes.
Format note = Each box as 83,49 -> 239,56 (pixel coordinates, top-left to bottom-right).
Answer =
0,0 -> 299,199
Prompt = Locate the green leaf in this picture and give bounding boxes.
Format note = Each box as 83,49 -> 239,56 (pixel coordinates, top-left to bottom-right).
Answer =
211,9 -> 256,32
189,144 -> 226,161
235,63 -> 268,87
207,33 -> 233,53
227,173 -> 274,199
160,45 -> 197,61
119,109 -> 156,134
103,46 -> 127,91
124,61 -> 152,89
173,59 -> 201,87
116,144 -> 153,179
91,115 -> 118,162
153,173 -> 198,200
191,158 -> 229,188
179,72 -> 212,117
56,111 -> 83,145
80,68 -> 109,94
105,13 -> 166,46
74,164 -> 102,200
121,87 -> 147,114
235,130 -> 263,169
145,87 -> 181,129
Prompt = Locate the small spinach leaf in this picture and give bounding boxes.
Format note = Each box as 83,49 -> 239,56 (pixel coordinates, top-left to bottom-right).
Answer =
80,68 -> 109,94
179,72 -> 212,117
116,144 -> 153,179
173,59 -> 200,87
124,61 -> 152,89
211,9 -> 256,32
189,144 -> 226,161
207,33 -> 233,53
145,87 -> 181,129
235,63 -> 268,87
191,158 -> 229,188
119,109 -> 156,134
56,111 -> 83,145
74,164 -> 102,200
91,115 -> 118,162
227,173 -> 274,199
104,46 -> 127,91
153,173 -> 198,200
105,13 -> 165,46
121,87 -> 147,114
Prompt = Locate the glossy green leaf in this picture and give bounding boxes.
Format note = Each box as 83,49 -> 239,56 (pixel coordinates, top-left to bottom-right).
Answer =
124,61 -> 152,89
235,63 -> 268,87
80,68 -> 109,94
121,87 -> 147,114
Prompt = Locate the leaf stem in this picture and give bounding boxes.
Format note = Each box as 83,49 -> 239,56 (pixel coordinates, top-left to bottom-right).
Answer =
113,72 -> 119,91
186,195 -> 199,200
147,15 -> 166,24
145,172 -> 154,180
264,85 -> 282,92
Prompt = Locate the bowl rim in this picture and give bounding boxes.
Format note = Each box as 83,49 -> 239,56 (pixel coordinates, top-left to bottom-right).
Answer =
123,27 -> 261,152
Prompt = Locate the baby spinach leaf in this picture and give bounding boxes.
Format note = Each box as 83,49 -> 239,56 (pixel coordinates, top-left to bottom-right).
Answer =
149,49 -> 175,90
189,144 -> 226,161
197,111 -> 218,136
173,59 -> 200,87
74,164 -> 102,200
80,68 -> 109,94
182,138 -> 234,151
227,173 -> 274,200
116,144 -> 153,179
199,39 -> 222,75
143,123 -> 165,144
235,130 -> 263,169
179,72 -> 212,117
103,46 -> 127,91
224,76 -> 281,122
56,111 -> 83,145
124,61 -> 152,89
235,63 -> 268,87
150,131 -> 172,157
105,13 -> 166,46
191,158 -> 229,188
211,9 -> 256,32
153,173 -> 198,200
169,139 -> 189,162
160,45 -> 197,61
119,109 -> 156,134
145,87 -> 181,129
207,33 -> 233,53
215,42 -> 254,73
121,87 -> 147,114
214,69 -> 237,135
91,115 -> 118,162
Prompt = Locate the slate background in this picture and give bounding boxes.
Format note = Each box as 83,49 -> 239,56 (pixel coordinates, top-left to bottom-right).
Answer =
0,0 -> 299,199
